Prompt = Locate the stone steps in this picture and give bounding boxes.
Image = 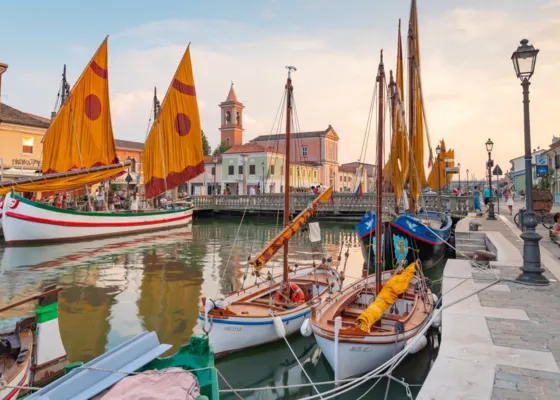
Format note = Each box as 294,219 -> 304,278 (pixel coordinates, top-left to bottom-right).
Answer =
455,233 -> 487,259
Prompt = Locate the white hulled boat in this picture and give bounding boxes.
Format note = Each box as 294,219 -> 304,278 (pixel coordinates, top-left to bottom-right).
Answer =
1,39 -> 204,245
197,68 -> 341,357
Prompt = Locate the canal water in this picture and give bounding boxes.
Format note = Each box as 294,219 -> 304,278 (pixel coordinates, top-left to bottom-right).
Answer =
0,218 -> 444,399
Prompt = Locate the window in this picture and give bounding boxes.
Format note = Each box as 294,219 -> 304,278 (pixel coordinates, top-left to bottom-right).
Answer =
212,166 -> 216,176
297,167 -> 300,176
314,171 -> 317,178
249,165 -> 256,175
22,136 -> 34,154
226,138 -> 230,146
302,146 -> 308,157
228,165 -> 234,175
339,176 -> 342,182
238,165 -> 243,174
270,165 -> 275,175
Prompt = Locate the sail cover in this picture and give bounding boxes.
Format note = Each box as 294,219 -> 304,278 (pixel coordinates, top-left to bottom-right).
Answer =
355,262 -> 416,332
143,45 -> 204,198
42,37 -> 118,174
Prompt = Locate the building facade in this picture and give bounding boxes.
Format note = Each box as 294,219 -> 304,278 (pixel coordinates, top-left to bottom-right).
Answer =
250,125 -> 340,187
509,149 -> 546,193
187,155 -> 223,195
219,84 -> 244,147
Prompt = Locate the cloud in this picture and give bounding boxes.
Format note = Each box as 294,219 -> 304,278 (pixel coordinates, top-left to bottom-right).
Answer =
540,0 -> 560,10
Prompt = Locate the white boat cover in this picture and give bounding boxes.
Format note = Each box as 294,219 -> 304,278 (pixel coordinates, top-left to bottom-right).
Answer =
101,368 -> 200,399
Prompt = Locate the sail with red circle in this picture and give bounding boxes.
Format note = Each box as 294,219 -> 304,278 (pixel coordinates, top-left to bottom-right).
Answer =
42,36 -> 119,174
143,45 -> 205,198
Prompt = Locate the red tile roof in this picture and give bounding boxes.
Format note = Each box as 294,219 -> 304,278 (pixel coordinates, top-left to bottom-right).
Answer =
0,103 -> 50,128
115,139 -> 144,150
204,155 -> 222,164
224,143 -> 267,154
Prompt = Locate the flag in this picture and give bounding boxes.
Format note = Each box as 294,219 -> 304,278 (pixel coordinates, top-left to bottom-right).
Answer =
329,193 -> 334,206
353,182 -> 363,201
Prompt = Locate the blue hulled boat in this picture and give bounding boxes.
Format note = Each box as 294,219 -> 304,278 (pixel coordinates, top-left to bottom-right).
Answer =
356,210 -> 452,271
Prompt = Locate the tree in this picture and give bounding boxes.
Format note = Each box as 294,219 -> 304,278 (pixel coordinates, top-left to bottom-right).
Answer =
201,130 -> 211,156
212,141 -> 232,156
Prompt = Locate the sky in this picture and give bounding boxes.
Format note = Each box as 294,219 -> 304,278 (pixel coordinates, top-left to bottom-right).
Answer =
1,0 -> 560,180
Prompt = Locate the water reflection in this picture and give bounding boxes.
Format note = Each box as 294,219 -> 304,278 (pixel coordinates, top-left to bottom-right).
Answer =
0,218 -> 441,398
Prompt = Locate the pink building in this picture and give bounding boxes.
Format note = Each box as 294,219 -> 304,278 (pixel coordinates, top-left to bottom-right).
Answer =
250,125 -> 339,187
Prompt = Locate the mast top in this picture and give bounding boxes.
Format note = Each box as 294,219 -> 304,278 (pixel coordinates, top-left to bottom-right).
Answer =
286,65 -> 297,80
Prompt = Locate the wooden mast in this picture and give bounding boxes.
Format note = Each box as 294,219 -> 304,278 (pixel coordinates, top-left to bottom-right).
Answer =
407,10 -> 416,214
375,52 -> 385,295
283,66 -> 296,284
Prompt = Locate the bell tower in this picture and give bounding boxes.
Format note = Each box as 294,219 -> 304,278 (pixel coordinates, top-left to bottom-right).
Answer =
219,82 -> 244,147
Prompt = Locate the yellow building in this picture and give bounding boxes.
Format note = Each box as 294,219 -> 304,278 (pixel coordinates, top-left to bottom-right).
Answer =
0,63 -> 51,180
290,162 -> 321,189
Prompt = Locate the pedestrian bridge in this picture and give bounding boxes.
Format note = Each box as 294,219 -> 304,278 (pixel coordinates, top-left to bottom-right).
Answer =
190,193 -> 472,219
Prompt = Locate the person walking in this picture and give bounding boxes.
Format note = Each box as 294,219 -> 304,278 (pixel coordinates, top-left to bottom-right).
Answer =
483,186 -> 491,210
505,186 -> 515,216
473,185 -> 482,212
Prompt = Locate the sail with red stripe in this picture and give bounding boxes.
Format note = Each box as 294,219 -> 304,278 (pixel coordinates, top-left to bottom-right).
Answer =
143,45 -> 204,198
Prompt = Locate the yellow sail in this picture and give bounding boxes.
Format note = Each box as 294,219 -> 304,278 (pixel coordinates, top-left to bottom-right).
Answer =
384,20 -> 409,204
427,140 -> 447,190
408,0 -> 427,204
143,45 -> 204,198
250,187 -> 333,271
355,262 -> 416,332
42,37 -> 118,174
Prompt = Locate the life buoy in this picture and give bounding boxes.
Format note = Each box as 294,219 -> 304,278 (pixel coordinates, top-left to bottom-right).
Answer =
276,283 -> 305,304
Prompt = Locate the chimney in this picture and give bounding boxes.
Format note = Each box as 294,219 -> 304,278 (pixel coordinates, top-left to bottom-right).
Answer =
0,63 -> 8,114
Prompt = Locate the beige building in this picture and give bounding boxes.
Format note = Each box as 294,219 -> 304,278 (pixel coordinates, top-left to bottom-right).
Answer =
0,63 -> 51,180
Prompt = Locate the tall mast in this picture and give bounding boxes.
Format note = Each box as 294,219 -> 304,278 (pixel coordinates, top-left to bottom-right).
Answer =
389,71 -> 399,215
153,87 -> 161,120
375,52 -> 385,295
407,20 -> 416,214
283,66 -> 296,284
61,64 -> 70,105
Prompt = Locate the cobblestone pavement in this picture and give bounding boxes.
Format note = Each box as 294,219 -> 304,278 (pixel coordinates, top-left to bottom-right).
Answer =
469,206 -> 560,399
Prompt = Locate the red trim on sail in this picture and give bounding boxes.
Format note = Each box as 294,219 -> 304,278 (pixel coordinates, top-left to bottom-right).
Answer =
144,161 -> 204,198
6,211 -> 192,227
90,60 -> 108,79
172,79 -> 196,96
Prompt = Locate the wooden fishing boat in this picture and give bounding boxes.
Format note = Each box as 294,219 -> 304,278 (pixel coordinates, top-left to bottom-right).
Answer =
198,68 -> 341,357
0,38 -> 204,245
0,286 -> 68,400
309,47 -> 434,380
360,2 -> 452,271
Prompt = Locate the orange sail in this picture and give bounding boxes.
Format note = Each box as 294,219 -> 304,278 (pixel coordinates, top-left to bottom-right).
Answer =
42,37 -> 118,174
250,187 -> 333,271
427,139 -> 448,190
143,45 -> 204,198
384,20 -> 409,204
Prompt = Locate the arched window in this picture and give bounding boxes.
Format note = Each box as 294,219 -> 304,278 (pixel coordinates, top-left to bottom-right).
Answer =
226,138 -> 230,146
225,111 -> 231,124
236,111 -> 240,124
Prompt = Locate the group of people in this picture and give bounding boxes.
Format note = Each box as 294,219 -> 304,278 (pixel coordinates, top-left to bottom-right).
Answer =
471,185 -> 516,215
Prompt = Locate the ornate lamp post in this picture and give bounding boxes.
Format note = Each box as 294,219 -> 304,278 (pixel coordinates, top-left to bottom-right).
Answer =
486,138 -> 496,220
458,162 -> 461,192
213,156 -> 218,195
512,39 -> 549,285
436,145 -> 442,209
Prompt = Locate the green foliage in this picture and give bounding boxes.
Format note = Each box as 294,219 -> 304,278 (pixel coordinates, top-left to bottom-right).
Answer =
201,130 -> 211,156
212,141 -> 232,156
534,170 -> 555,191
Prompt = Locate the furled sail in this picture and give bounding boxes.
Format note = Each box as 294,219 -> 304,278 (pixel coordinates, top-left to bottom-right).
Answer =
383,20 -> 409,204
355,262 -> 416,332
143,45 -> 204,198
250,187 -> 333,271
427,140 -> 452,191
42,37 -> 118,174
408,0 -> 426,204
0,163 -> 128,196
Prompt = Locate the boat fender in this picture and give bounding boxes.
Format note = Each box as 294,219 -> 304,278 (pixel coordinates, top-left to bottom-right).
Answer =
407,334 -> 428,355
394,322 -> 405,335
203,298 -> 216,334
432,293 -> 439,305
432,311 -> 442,328
273,316 -> 286,338
300,318 -> 313,337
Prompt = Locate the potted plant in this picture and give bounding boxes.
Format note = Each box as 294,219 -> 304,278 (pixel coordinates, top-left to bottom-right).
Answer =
532,170 -> 554,212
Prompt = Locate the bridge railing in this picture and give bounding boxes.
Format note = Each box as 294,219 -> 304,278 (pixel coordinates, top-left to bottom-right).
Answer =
190,193 -> 472,214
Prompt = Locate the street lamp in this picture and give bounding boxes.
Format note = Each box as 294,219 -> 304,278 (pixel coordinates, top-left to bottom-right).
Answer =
436,144 -> 442,209
466,168 -> 469,191
458,162 -> 461,192
512,38 -> 548,285
213,156 -> 218,195
261,161 -> 265,194
486,138 -> 496,220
